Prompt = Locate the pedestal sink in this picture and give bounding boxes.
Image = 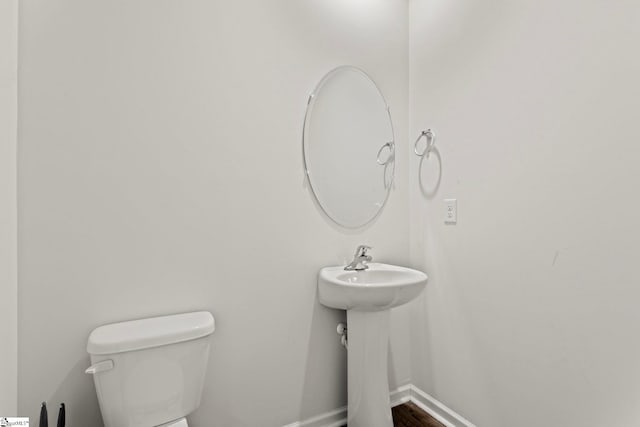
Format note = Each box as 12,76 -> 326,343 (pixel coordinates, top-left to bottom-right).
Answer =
318,263 -> 428,427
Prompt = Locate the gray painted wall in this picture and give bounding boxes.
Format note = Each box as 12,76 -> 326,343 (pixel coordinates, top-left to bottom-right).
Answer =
410,1 -> 640,425
0,0 -> 18,416
18,1 -> 410,425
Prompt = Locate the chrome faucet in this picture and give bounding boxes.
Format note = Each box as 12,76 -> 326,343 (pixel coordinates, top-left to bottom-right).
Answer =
344,245 -> 372,271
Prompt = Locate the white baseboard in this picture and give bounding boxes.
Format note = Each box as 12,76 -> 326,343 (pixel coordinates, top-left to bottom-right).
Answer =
283,384 -> 475,427
406,385 -> 476,427
282,405 -> 347,427
389,384 -> 412,407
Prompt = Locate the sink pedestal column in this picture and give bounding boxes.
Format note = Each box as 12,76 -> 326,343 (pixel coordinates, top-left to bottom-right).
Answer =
347,309 -> 392,427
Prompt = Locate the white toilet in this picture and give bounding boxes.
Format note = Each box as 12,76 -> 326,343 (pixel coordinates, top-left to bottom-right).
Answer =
86,311 -> 215,427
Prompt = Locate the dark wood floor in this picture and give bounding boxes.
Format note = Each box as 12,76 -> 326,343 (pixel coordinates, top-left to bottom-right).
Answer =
392,402 -> 445,427
341,402 -> 445,427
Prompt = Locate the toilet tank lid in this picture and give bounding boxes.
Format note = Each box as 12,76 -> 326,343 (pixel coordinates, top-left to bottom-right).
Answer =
87,311 -> 215,355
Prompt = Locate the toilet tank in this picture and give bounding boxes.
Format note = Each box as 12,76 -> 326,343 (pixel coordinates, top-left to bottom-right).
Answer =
86,312 -> 215,427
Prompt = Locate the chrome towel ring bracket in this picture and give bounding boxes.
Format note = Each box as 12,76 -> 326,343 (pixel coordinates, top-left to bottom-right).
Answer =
414,129 -> 436,158
376,141 -> 395,166
414,128 -> 442,198
376,141 -> 395,190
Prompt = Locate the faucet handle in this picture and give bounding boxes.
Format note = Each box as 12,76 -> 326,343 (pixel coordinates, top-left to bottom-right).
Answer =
344,245 -> 373,271
354,245 -> 372,257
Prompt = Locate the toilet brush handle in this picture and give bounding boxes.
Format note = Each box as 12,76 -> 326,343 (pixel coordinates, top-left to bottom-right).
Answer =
56,403 -> 65,427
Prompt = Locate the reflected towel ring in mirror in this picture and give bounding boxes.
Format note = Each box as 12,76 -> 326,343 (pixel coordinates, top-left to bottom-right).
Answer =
414,129 -> 436,158
376,141 -> 395,166
302,66 -> 395,229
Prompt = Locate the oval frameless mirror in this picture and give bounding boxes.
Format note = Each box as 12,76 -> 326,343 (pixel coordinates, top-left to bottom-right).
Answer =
303,66 -> 395,228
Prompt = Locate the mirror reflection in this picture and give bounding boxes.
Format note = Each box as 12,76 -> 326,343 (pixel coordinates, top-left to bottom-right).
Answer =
303,66 -> 395,228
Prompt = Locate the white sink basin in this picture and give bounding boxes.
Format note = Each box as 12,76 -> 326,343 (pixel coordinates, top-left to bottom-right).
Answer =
317,261 -> 428,426
318,263 -> 428,311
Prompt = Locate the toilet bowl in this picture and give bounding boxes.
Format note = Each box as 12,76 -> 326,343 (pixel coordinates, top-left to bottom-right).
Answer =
86,311 -> 215,427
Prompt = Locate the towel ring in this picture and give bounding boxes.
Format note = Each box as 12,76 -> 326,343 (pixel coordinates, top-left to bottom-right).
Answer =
377,141 -> 395,166
414,129 -> 436,157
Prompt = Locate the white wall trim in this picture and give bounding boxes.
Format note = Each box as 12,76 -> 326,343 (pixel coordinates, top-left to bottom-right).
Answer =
389,384 -> 412,406
283,384 -> 475,427
407,385 -> 476,427
282,406 -> 347,427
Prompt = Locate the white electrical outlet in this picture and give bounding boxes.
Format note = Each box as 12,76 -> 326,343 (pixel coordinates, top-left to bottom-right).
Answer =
444,199 -> 457,224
